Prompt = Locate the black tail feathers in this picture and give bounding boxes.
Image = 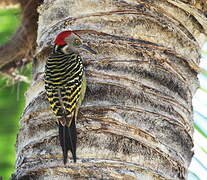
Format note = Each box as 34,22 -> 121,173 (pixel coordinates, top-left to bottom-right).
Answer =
59,119 -> 77,164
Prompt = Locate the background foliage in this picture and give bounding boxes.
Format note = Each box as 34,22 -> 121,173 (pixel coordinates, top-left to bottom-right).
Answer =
0,8 -> 30,180
0,7 -> 206,180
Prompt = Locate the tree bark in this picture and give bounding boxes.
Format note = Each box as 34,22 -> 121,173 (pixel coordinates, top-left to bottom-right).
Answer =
13,0 -> 207,179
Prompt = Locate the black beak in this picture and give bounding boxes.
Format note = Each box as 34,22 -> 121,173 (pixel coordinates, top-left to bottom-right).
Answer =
80,44 -> 97,54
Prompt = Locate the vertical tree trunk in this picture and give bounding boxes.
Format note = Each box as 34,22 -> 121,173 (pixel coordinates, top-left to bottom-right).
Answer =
13,0 -> 207,179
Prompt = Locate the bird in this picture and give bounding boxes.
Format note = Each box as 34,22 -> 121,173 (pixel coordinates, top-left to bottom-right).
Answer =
44,30 -> 96,164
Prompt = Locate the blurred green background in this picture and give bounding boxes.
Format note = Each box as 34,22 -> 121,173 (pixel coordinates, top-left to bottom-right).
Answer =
0,8 -> 31,180
0,7 -> 207,180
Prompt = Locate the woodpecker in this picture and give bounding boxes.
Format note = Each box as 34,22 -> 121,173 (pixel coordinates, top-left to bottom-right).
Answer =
45,30 -> 96,164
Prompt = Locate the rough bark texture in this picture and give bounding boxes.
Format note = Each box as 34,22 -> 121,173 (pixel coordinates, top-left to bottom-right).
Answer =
13,0 -> 207,179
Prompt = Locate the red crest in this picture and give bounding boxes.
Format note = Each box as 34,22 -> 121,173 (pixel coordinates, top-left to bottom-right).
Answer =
54,31 -> 73,45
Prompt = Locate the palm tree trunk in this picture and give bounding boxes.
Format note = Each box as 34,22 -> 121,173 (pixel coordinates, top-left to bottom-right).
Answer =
13,0 -> 207,179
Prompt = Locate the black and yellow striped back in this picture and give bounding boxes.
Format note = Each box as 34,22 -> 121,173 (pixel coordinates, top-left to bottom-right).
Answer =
45,50 -> 84,121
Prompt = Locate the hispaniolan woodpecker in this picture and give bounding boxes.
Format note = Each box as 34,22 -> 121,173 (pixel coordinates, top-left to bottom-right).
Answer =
45,30 -> 96,164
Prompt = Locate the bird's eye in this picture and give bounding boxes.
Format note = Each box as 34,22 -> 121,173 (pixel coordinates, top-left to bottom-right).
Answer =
74,39 -> 81,45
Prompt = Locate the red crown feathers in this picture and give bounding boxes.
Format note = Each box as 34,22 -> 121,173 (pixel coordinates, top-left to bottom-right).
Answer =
54,31 -> 73,45
54,30 -> 81,45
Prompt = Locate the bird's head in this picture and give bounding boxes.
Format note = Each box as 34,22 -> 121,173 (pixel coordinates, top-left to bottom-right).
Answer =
53,30 -> 97,54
